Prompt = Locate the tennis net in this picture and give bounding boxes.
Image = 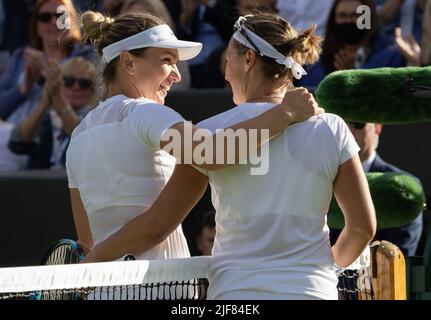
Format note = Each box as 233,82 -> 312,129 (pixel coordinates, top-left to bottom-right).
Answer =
0,256 -> 210,300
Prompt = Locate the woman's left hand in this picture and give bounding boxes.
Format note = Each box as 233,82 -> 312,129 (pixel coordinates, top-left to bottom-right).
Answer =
281,87 -> 324,124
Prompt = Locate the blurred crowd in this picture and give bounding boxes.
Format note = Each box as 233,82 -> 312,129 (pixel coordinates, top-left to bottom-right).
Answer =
0,0 -> 430,171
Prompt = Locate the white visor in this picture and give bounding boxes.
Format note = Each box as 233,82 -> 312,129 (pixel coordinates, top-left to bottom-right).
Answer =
102,24 -> 203,63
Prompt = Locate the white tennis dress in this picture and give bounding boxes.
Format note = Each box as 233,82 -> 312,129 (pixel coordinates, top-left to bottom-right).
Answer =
66,95 -> 190,261
196,102 -> 360,300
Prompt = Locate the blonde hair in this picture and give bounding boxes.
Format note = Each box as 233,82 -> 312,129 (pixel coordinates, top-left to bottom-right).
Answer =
61,57 -> 98,106
120,0 -> 175,31
80,11 -> 163,84
233,12 -> 321,85
421,0 -> 431,65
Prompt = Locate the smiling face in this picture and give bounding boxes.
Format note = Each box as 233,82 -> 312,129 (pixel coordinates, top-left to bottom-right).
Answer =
124,47 -> 181,104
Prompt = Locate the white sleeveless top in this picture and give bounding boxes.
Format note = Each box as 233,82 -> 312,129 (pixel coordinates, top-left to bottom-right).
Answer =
196,102 -> 360,300
66,95 -> 190,260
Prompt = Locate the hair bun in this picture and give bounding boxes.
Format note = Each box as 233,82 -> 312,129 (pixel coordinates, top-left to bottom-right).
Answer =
290,25 -> 322,65
81,11 -> 115,42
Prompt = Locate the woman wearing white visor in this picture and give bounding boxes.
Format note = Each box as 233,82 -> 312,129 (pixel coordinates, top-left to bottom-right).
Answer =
82,12 -> 376,300
67,11 -> 322,263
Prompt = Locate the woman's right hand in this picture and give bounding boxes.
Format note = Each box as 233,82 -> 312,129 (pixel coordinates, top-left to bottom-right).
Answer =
281,87 -> 324,124
19,48 -> 46,95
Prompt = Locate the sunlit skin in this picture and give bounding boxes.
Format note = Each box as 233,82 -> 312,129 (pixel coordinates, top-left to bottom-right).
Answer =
108,47 -> 181,104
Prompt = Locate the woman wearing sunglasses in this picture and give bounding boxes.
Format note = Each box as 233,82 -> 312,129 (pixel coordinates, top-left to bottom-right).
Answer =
9,57 -> 97,169
83,13 -> 377,300
0,0 -> 94,170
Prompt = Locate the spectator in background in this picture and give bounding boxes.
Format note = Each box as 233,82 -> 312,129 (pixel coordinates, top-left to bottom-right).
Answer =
8,57 -> 98,169
0,0 -> 95,170
121,0 -> 191,89
276,0 -> 334,35
163,0 -> 234,87
200,0 -> 277,88
298,0 -> 405,88
376,0 -> 425,47
196,210 -> 216,255
394,0 -> 431,66
330,122 -> 423,258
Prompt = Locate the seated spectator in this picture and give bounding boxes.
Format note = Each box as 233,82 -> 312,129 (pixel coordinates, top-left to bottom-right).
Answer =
0,120 -> 28,170
330,122 -> 423,258
298,0 -> 405,88
196,210 -> 216,256
163,0 -> 229,88
376,0 -> 425,47
200,0 -> 277,88
0,0 -> 95,170
276,0 -> 334,35
8,57 -> 98,169
121,0 -> 191,89
395,0 -> 431,66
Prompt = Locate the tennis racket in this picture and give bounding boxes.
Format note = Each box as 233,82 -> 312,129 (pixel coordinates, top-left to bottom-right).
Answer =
40,239 -> 85,265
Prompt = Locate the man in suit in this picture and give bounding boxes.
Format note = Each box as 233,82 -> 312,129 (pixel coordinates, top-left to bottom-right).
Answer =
330,122 -> 423,258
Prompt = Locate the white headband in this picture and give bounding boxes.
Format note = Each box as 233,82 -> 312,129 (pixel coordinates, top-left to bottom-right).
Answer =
102,24 -> 202,63
232,16 -> 307,80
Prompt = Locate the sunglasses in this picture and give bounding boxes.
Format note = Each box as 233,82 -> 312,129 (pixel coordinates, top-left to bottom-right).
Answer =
37,12 -> 63,23
63,76 -> 93,90
348,122 -> 366,130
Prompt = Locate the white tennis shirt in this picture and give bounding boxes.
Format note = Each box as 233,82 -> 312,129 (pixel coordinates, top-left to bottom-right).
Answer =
66,95 -> 190,260
196,102 -> 360,300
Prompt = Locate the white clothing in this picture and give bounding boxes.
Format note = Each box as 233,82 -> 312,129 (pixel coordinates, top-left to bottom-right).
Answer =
276,0 -> 333,35
196,103 -> 359,300
0,121 -> 28,170
66,95 -> 190,261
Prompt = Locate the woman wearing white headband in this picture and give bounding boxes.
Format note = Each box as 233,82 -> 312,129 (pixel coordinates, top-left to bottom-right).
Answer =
83,12 -> 376,300
66,11 -> 321,265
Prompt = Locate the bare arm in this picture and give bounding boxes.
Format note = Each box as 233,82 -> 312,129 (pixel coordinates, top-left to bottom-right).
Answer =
161,87 -> 323,170
70,188 -> 93,254
18,100 -> 50,142
82,165 -> 209,262
331,155 -> 377,268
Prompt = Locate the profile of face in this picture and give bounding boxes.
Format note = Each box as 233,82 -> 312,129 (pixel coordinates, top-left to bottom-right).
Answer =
347,122 -> 382,160
36,1 -> 64,44
121,47 -> 181,104
196,226 -> 216,256
334,0 -> 369,44
62,66 -> 94,110
224,39 -> 249,105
